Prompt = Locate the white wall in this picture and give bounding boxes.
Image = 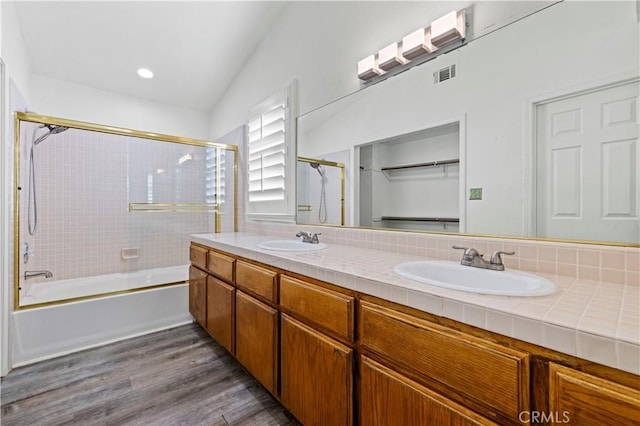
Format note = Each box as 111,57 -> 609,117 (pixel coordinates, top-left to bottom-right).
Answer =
208,1 -> 556,139
1,0 -> 34,376
30,75 -> 210,140
1,1 -> 32,103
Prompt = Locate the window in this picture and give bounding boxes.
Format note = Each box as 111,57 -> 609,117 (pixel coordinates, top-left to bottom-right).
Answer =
246,82 -> 296,221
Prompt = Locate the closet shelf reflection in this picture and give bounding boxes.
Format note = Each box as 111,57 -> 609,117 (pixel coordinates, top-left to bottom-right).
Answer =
380,216 -> 459,223
381,158 -> 459,172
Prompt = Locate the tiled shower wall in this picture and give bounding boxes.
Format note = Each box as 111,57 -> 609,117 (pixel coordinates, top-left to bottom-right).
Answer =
19,122 -> 219,283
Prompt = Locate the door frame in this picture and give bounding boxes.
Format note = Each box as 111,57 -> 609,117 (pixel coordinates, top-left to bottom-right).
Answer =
523,71 -> 640,237
0,57 -> 10,377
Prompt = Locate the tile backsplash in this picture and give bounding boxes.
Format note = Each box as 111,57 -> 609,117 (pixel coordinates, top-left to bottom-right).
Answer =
244,221 -> 639,287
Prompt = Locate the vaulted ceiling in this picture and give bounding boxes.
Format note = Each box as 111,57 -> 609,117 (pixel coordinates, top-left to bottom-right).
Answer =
14,1 -> 288,111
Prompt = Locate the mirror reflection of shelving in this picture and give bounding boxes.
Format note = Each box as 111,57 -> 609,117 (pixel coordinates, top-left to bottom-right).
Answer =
359,123 -> 460,232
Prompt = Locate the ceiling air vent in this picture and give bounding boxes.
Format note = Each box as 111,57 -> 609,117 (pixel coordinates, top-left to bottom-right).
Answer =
434,64 -> 456,84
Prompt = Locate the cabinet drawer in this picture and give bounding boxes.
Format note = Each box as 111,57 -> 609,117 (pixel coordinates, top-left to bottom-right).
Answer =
235,260 -> 278,303
359,301 -> 530,421
360,356 -> 496,426
549,363 -> 640,425
280,276 -> 354,342
207,250 -> 235,282
189,244 -> 207,270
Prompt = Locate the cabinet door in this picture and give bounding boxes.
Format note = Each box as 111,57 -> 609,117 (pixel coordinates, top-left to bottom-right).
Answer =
188,266 -> 207,327
235,291 -> 278,395
206,276 -> 234,353
359,301 -> 529,422
549,363 -> 640,425
281,314 -> 353,426
360,356 -> 495,426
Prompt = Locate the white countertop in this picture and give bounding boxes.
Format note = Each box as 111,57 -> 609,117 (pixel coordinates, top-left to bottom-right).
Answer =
192,232 -> 640,375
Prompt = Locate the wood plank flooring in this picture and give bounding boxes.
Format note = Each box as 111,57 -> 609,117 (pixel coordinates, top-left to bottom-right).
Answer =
1,323 -> 297,425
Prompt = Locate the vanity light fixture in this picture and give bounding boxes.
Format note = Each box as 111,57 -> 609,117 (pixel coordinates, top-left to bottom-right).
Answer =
137,68 -> 154,79
378,42 -> 408,71
357,8 -> 466,81
357,55 -> 384,80
402,27 -> 437,60
430,10 -> 466,47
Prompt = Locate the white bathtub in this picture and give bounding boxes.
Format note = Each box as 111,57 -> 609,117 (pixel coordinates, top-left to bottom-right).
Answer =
11,266 -> 192,367
21,265 -> 189,306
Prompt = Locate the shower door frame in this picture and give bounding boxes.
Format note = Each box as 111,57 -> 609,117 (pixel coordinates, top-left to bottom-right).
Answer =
13,112 -> 239,311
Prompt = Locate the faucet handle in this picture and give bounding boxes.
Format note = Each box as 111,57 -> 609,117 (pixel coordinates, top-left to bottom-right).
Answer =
490,250 -> 515,265
452,246 -> 482,260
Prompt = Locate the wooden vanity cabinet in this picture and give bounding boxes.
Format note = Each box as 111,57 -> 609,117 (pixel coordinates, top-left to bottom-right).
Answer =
235,290 -> 278,395
279,275 -> 355,426
281,314 -> 353,426
188,265 -> 207,327
360,356 -> 496,426
233,259 -> 280,396
359,301 -> 530,425
190,244 -> 639,426
207,249 -> 235,282
206,276 -> 234,353
549,363 -> 640,425
235,260 -> 278,303
189,244 -> 207,270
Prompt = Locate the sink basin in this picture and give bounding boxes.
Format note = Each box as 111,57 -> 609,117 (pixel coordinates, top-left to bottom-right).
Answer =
394,260 -> 556,296
258,240 -> 328,252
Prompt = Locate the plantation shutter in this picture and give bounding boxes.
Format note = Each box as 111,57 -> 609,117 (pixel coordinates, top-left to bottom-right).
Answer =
248,102 -> 286,202
246,83 -> 296,222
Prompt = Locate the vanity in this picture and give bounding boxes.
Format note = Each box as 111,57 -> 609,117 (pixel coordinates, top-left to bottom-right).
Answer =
188,233 -> 640,426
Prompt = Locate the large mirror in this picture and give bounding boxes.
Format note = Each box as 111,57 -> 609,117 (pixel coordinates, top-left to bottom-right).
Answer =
297,1 -> 639,245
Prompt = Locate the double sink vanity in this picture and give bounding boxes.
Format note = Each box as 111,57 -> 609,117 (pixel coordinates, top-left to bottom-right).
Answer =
189,232 -> 639,425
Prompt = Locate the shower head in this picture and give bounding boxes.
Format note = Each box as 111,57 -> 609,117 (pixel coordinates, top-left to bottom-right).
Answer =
309,162 -> 325,177
47,124 -> 69,135
33,124 -> 69,145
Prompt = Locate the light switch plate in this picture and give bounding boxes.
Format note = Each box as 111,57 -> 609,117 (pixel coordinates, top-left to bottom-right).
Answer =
469,187 -> 482,200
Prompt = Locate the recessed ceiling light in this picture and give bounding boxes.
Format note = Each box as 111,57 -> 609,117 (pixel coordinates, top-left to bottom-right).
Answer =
137,68 -> 154,79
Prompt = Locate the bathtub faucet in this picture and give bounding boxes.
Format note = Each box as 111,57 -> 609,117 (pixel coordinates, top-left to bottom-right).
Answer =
24,270 -> 53,280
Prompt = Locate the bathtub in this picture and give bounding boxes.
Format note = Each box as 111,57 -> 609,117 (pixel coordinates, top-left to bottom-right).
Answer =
21,264 -> 189,306
11,265 -> 192,367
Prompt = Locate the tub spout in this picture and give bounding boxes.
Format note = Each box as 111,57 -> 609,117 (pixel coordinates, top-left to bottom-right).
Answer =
25,270 -> 53,280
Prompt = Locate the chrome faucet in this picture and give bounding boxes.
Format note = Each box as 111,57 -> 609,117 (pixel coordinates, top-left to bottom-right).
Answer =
296,231 -> 322,244
452,246 -> 515,271
24,270 -> 53,280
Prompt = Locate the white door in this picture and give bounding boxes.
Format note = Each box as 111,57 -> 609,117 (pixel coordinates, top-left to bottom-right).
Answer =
536,81 -> 639,244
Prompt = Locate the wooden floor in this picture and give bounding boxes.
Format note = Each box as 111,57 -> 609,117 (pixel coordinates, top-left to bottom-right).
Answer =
1,323 -> 297,426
